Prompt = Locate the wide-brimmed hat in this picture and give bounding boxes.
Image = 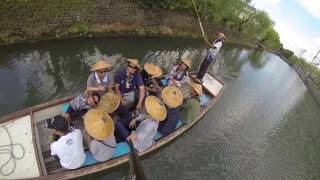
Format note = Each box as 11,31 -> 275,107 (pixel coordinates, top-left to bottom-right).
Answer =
84,109 -> 114,140
180,58 -> 192,69
190,83 -> 202,96
98,92 -> 121,113
127,59 -> 141,70
217,32 -> 226,39
145,96 -> 167,121
91,60 -> 112,71
143,63 -> 163,77
161,86 -> 183,108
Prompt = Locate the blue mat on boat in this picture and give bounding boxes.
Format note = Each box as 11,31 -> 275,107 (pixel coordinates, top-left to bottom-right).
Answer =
161,79 -> 169,86
200,94 -> 210,106
62,104 -> 69,113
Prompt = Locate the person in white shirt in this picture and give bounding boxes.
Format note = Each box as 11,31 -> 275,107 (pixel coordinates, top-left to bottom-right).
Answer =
47,115 -> 85,169
115,96 -> 167,152
197,32 -> 225,81
83,108 -> 117,162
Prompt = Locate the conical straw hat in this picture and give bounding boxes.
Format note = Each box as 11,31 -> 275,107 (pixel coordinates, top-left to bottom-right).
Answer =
84,109 -> 114,140
161,86 -> 183,108
180,58 -> 192,69
98,92 -> 121,113
91,60 -> 112,71
145,96 -> 167,121
190,83 -> 202,96
127,59 -> 141,70
143,63 -> 163,77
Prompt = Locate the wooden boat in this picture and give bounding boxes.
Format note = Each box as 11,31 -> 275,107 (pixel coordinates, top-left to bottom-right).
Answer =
0,73 -> 224,179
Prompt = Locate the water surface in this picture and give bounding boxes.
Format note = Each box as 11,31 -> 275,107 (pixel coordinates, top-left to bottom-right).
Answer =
0,37 -> 319,180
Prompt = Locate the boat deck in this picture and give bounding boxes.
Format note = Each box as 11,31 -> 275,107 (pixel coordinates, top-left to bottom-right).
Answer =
37,118 -> 86,174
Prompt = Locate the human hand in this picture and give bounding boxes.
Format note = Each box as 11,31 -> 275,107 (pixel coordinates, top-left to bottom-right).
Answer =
129,119 -> 137,129
127,134 -> 138,141
97,85 -> 106,91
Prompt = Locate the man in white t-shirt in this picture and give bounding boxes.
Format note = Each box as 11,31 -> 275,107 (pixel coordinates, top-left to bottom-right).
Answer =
197,32 -> 225,81
47,115 -> 85,169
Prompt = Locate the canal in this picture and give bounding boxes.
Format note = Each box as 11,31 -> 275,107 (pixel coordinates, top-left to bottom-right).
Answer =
0,37 -> 319,179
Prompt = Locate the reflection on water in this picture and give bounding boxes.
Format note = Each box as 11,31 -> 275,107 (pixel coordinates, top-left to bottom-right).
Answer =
1,37 -> 320,180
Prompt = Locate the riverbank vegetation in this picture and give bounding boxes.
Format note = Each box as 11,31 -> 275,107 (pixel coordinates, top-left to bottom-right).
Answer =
137,0 -> 282,51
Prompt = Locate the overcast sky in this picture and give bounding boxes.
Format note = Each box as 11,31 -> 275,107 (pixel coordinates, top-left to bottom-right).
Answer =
251,0 -> 320,62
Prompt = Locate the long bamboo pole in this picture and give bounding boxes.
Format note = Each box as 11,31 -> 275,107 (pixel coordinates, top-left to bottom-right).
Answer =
192,0 -> 206,38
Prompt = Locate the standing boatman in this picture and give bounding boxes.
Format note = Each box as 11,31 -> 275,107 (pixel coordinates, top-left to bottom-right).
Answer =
196,32 -> 225,82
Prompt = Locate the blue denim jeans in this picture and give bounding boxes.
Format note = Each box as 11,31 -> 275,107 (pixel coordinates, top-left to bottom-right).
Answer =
197,54 -> 215,80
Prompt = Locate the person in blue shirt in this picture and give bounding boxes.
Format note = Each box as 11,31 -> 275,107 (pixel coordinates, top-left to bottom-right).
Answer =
114,59 -> 145,111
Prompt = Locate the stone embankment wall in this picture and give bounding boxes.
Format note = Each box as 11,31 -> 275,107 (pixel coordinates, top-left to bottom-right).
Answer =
280,56 -> 320,105
0,0 -> 232,45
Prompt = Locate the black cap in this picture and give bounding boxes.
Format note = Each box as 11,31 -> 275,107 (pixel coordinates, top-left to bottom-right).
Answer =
46,115 -> 68,132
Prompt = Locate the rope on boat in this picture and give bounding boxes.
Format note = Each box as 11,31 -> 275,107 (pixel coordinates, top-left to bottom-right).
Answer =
192,0 -> 206,38
0,126 -> 26,176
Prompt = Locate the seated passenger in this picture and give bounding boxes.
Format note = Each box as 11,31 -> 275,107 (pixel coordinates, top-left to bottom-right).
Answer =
158,86 -> 183,136
166,58 -> 192,87
87,59 -> 113,96
47,115 -> 85,169
114,59 -> 145,111
115,96 -> 167,152
83,109 -> 116,162
181,83 -> 202,124
141,63 -> 163,96
63,91 -> 100,123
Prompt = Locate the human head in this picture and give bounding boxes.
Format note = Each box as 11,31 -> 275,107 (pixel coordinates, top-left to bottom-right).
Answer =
46,115 -> 69,134
145,96 -> 167,121
91,59 -> 112,74
127,59 -> 141,75
143,63 -> 163,78
190,83 -> 202,96
217,32 -> 225,41
161,86 -> 183,108
179,58 -> 192,71
84,109 -> 114,140
87,93 -> 101,106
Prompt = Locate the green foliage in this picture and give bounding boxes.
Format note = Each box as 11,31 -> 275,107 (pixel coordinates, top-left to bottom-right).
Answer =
68,21 -> 89,34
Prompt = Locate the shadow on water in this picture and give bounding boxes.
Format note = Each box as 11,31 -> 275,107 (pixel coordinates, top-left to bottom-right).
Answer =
1,37 -> 320,180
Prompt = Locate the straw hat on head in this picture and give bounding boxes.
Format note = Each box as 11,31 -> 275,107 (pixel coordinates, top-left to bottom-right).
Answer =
84,109 -> 114,140
190,83 -> 202,96
91,60 -> 112,71
145,96 -> 167,121
98,92 -> 121,113
217,32 -> 226,40
143,63 -> 163,77
127,59 -> 141,70
161,86 -> 183,108
180,58 -> 192,69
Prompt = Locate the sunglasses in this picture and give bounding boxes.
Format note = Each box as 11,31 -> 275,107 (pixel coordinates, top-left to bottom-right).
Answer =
128,64 -> 138,69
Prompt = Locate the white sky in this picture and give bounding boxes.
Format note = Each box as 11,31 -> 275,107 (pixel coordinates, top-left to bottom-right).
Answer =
251,0 -> 320,62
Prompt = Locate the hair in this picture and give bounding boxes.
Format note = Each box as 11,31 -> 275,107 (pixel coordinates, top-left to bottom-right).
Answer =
92,92 -> 101,103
